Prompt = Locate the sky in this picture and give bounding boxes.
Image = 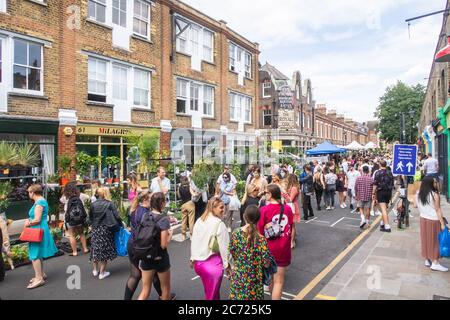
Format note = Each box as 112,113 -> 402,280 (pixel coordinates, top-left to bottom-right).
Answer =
183,0 -> 445,123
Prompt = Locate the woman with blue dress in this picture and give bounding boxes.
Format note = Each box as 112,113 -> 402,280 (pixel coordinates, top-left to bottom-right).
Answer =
25,184 -> 58,289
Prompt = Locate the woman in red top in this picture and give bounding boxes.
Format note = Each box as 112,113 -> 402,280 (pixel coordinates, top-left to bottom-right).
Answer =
257,184 -> 294,300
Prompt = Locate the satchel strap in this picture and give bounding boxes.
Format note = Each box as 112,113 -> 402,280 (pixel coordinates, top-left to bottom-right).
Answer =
278,202 -> 284,222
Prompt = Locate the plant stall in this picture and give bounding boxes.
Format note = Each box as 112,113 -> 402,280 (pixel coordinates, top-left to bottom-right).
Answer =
58,155 -> 72,186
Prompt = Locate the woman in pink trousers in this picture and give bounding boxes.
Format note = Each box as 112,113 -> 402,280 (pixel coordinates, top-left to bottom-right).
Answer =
190,197 -> 230,300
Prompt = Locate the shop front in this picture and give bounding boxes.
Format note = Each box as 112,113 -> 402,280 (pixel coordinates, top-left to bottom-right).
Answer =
438,101 -> 450,201
76,124 -> 160,182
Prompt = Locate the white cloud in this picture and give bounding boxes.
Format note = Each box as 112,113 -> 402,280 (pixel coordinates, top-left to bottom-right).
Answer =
181,0 -> 445,122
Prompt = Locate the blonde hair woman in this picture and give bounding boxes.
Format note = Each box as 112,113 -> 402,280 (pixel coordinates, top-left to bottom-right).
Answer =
89,187 -> 120,280
190,197 -> 230,300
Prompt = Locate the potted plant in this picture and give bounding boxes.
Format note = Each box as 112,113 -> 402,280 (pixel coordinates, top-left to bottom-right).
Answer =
58,155 -> 72,186
15,144 -> 40,176
0,181 -> 13,216
75,152 -> 98,182
50,227 -> 63,245
10,245 -> 30,268
0,142 -> 17,177
105,156 -> 121,183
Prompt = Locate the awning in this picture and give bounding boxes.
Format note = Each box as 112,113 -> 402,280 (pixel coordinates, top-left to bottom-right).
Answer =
345,141 -> 365,150
306,141 -> 346,156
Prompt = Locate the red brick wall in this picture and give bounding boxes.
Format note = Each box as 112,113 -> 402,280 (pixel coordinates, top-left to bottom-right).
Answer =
57,125 -> 77,179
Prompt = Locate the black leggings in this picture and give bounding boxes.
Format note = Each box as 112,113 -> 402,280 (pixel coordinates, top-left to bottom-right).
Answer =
315,189 -> 323,208
124,254 -> 162,300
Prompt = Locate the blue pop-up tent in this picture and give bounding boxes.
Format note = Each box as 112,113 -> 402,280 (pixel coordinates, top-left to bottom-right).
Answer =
306,141 -> 347,156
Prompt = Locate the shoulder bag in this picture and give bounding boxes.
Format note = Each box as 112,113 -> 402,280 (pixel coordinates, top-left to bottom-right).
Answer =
264,204 -> 284,240
19,227 -> 43,243
208,221 -> 222,254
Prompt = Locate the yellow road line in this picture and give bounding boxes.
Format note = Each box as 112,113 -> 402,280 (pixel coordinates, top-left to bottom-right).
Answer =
315,294 -> 337,300
294,215 -> 383,300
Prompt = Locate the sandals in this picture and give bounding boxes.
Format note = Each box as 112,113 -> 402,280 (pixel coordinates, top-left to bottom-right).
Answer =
27,279 -> 46,289
29,274 -> 47,283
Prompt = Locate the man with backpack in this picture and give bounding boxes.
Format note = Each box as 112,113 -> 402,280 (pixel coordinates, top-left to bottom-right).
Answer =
300,165 -> 314,221
373,160 -> 394,233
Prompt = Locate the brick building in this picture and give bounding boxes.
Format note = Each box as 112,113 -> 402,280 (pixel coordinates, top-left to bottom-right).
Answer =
314,104 -> 368,147
258,62 -> 315,154
0,0 -> 259,179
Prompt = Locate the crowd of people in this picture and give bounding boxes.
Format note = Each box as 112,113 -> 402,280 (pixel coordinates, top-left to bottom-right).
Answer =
0,151 -> 448,299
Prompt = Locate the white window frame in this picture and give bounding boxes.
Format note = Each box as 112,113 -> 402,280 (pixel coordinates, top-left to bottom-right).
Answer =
12,39 -> 44,95
88,56 -> 108,102
244,51 -> 252,79
0,37 -> 3,83
229,43 -> 236,72
133,68 -> 151,109
262,82 -> 271,98
176,77 -> 214,117
203,85 -> 214,117
133,0 -> 151,39
229,91 -> 252,123
175,16 -> 215,64
112,0 -> 127,27
190,82 -> 200,112
88,0 -> 107,24
176,78 -> 188,114
112,63 -> 128,101
0,0 -> 6,13
202,29 -> 214,63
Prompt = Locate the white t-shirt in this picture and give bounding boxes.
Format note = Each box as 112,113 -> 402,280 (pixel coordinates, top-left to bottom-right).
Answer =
346,170 -> 361,190
423,158 -> 439,174
342,161 -> 349,174
417,192 -> 439,221
216,173 -> 237,187
150,177 -> 171,203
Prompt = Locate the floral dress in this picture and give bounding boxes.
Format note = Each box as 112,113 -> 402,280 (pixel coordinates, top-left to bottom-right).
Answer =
229,229 -> 270,300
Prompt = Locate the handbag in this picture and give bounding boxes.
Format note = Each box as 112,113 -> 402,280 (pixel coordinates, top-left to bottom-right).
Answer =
229,195 -> 241,211
264,204 -> 284,240
208,221 -> 222,254
19,227 -> 44,243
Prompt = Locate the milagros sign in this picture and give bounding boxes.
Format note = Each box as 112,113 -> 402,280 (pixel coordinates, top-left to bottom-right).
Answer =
278,85 -> 294,109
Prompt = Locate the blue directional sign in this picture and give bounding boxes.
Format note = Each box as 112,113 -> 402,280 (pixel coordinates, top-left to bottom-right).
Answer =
393,144 -> 418,176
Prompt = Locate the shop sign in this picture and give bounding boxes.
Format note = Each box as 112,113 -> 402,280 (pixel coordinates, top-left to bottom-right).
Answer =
63,127 -> 74,136
278,109 -> 296,129
278,85 -> 294,109
76,125 -> 158,137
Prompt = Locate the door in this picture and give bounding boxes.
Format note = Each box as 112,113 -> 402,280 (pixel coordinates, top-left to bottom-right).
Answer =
0,37 -> 6,112
112,0 -> 130,50
438,133 -> 448,197
189,83 -> 202,128
112,64 -> 131,122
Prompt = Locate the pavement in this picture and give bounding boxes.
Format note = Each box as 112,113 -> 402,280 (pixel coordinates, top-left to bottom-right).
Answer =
0,196 -> 369,300
316,195 -> 450,300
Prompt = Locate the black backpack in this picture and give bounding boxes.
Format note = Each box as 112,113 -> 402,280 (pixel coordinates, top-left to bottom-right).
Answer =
376,170 -> 394,191
132,212 -> 162,260
67,198 -> 87,227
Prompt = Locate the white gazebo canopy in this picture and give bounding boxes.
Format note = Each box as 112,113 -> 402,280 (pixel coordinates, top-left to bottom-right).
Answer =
345,141 -> 365,150
365,141 -> 377,149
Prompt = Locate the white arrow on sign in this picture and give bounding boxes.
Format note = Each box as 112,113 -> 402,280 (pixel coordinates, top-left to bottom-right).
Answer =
406,162 -> 414,172
396,161 -> 404,172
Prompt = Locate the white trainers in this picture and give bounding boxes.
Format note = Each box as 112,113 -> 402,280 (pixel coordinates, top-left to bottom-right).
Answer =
351,208 -> 358,214
93,270 -> 99,277
370,211 -> 375,217
326,207 -> 331,210
430,263 -> 448,272
331,207 -> 335,210
340,204 -> 345,209
99,271 -> 111,280
375,211 -> 381,216
343,203 -> 347,208
425,260 -> 432,267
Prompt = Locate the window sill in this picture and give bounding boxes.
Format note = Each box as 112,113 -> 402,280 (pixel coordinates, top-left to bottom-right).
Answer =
176,51 -> 192,58
229,70 -> 239,75
132,34 -> 153,44
27,0 -> 48,7
202,60 -> 216,67
176,113 -> 192,118
8,92 -> 48,100
86,18 -> 113,30
132,107 -> 154,113
87,101 -> 114,108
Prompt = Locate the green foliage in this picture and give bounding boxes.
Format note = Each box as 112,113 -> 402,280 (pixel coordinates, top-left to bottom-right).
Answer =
236,180 -> 246,200
375,81 -> 425,143
0,142 -> 18,166
0,181 -> 13,212
191,159 -> 222,192
126,133 -> 160,174
50,227 -> 63,242
47,174 -> 60,183
58,155 -> 72,177
15,144 -> 40,167
105,156 -> 120,167
11,245 -> 29,263
75,152 -> 97,177
230,161 -> 243,182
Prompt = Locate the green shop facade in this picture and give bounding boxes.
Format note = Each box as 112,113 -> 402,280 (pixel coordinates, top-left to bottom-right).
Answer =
436,100 -> 450,201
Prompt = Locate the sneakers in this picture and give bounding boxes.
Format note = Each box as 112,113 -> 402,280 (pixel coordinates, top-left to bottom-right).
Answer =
359,221 -> 367,229
343,203 -> 347,208
381,227 -> 391,233
375,211 -> 382,216
326,206 -> 331,211
93,270 -> 99,277
331,207 -> 335,210
99,271 -> 110,280
430,263 -> 449,272
350,204 -> 354,210
425,259 -> 432,268
351,208 -> 358,214
370,211 -> 375,217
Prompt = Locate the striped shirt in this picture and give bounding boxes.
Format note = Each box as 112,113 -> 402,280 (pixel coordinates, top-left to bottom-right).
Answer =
354,174 -> 374,202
